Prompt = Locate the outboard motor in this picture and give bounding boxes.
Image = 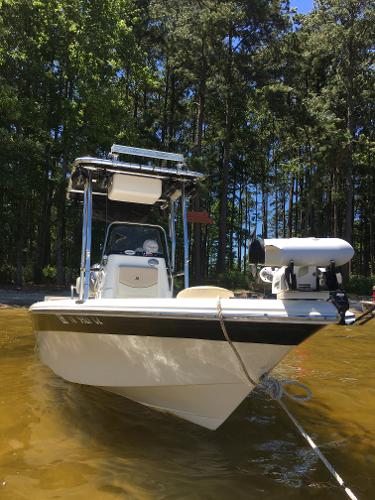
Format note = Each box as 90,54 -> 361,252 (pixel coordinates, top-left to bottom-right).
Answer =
249,237 -> 354,325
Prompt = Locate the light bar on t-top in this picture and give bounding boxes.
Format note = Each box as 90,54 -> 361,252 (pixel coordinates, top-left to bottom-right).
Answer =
111,144 -> 185,164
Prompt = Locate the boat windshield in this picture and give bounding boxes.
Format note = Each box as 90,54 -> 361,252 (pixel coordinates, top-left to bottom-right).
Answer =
104,223 -> 166,258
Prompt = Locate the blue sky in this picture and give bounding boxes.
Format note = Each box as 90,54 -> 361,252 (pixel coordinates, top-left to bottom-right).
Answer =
291,0 -> 314,14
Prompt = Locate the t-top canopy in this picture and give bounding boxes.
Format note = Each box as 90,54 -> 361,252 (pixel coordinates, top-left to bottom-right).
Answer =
68,144 -> 205,205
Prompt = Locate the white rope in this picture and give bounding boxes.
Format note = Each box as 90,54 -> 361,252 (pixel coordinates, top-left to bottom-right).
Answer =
259,376 -> 358,499
216,298 -> 258,386
216,299 -> 358,500
259,375 -> 312,403
279,398 -> 358,500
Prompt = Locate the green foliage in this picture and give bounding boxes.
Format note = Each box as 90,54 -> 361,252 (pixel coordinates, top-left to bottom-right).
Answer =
42,265 -> 57,281
346,275 -> 375,296
207,270 -> 254,291
0,0 -> 374,285
0,264 -> 15,284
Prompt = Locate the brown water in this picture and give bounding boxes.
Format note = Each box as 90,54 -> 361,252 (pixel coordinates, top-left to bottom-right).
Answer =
0,308 -> 374,500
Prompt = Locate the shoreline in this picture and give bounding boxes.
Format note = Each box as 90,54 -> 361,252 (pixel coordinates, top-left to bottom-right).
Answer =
0,286 -> 70,307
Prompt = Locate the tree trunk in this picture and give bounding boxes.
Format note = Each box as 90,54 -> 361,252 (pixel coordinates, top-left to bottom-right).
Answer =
34,165 -> 53,283
254,186 -> 258,236
192,72 -> 206,284
217,140 -> 231,273
162,62 -> 170,145
274,163 -> 278,238
15,201 -> 24,287
216,29 -> 233,273
288,176 -> 294,238
344,100 -> 354,246
244,184 -> 249,272
238,177 -> 243,271
262,182 -> 268,239
282,189 -> 286,237
229,173 -> 236,271
168,72 -> 176,148
55,159 -> 69,285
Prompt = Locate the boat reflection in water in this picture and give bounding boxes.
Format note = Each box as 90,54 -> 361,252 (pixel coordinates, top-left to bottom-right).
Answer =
29,144 -> 354,429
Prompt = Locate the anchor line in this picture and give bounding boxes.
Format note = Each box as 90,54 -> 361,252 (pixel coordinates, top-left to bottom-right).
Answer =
216,298 -> 358,500
216,298 -> 258,387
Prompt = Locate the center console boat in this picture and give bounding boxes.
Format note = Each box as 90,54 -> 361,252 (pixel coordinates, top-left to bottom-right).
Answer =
29,145 -> 354,430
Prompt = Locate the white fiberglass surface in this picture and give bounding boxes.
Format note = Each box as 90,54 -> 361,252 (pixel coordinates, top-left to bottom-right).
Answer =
30,297 -> 338,322
37,331 -> 291,387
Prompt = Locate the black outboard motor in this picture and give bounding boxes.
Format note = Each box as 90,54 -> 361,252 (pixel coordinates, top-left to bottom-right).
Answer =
325,263 -> 349,325
329,290 -> 350,325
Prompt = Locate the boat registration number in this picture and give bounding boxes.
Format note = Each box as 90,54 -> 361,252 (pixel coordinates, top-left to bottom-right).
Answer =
57,315 -> 103,325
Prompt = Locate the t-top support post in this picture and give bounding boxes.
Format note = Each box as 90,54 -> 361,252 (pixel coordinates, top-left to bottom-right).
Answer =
169,199 -> 177,273
78,171 -> 93,302
182,184 -> 189,289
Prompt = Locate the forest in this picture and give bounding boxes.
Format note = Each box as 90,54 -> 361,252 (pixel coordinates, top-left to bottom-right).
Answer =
0,0 -> 374,293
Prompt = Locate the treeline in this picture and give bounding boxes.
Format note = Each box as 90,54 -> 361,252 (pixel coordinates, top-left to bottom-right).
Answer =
0,0 -> 374,289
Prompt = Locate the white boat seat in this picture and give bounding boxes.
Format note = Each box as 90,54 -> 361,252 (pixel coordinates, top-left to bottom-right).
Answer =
177,286 -> 234,299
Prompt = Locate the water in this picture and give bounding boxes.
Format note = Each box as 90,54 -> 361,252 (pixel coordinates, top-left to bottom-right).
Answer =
0,308 -> 374,499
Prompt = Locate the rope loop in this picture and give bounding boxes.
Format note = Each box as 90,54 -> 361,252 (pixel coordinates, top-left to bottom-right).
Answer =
259,375 -> 312,403
260,375 -> 312,403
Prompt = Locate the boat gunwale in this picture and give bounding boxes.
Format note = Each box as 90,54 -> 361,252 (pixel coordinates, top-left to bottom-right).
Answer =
29,307 -> 338,324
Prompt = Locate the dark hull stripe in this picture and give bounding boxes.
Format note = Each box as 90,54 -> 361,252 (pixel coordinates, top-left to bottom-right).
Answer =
31,312 -> 322,345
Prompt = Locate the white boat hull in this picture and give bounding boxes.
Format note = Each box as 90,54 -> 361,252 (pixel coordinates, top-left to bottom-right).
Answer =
36,331 -> 292,429
30,297 -> 338,429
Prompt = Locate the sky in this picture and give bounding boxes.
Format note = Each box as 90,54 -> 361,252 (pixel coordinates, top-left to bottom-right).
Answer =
291,0 -> 314,14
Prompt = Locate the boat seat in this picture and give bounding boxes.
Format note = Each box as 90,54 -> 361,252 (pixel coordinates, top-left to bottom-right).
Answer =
177,286 -> 234,299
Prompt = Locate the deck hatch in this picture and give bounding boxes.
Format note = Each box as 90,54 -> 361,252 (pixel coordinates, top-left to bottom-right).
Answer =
118,266 -> 158,288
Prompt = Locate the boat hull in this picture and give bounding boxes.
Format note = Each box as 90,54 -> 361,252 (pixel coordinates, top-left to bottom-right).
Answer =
36,330 -> 298,429
30,298 -> 337,429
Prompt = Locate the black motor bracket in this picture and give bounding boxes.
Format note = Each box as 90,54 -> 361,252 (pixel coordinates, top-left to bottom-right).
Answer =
325,261 -> 349,325
325,261 -> 339,290
329,290 -> 350,325
285,260 -> 297,290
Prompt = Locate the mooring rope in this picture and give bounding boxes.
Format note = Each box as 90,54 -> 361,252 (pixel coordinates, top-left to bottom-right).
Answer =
259,375 -> 312,402
216,298 -> 358,500
259,377 -> 358,500
216,298 -> 258,387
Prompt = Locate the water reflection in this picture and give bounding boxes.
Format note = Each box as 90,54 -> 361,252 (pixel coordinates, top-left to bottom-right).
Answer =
0,308 -> 374,499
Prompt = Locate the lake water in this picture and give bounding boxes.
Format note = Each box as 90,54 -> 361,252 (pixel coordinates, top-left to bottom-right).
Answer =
0,308 -> 374,499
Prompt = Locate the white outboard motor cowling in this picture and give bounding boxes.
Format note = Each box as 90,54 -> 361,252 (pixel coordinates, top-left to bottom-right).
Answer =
249,237 -> 354,267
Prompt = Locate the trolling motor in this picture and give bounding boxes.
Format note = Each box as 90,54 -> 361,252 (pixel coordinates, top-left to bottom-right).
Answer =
249,237 -> 354,325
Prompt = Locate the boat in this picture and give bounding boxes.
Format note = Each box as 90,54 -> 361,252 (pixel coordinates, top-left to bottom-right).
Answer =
29,145 -> 355,430
361,300 -> 375,312
361,286 -> 375,313
359,286 -> 375,323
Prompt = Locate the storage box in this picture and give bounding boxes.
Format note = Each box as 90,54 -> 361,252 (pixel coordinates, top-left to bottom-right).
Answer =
108,173 -> 162,204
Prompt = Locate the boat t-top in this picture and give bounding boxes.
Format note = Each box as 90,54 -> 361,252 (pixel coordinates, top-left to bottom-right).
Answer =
29,144 -> 354,430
